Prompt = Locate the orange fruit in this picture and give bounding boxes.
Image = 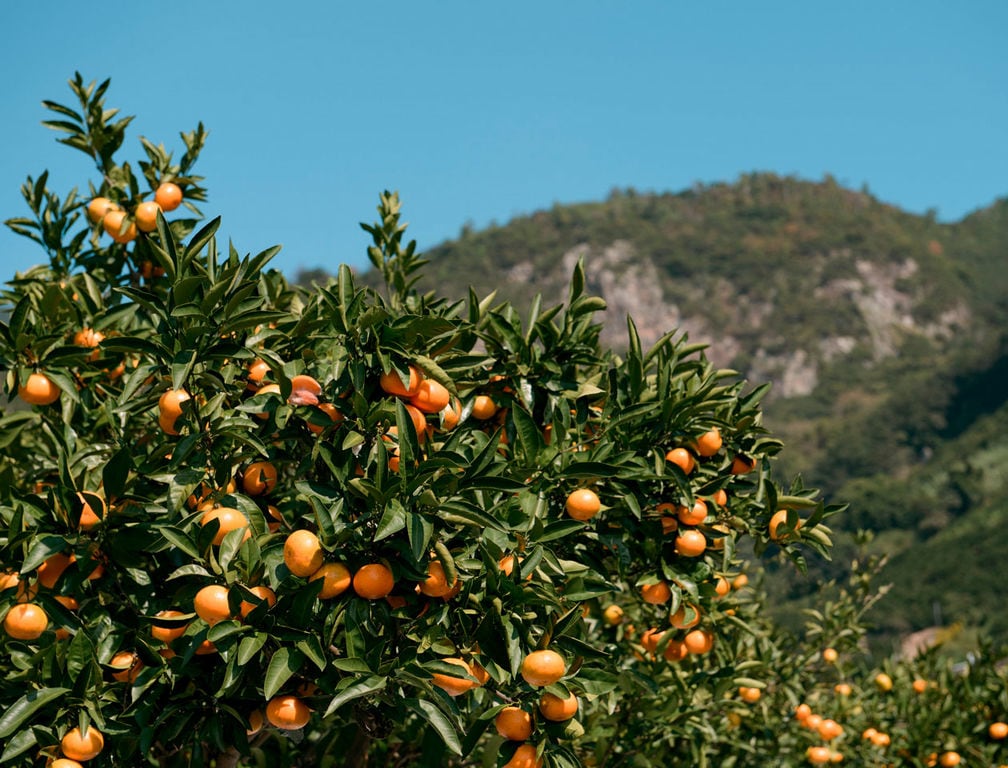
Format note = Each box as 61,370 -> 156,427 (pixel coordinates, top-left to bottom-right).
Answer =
158,388 -> 191,435
731,454 -> 756,474
3,603 -> 48,639
193,584 -> 231,625
874,672 -> 893,692
675,529 -> 706,557
470,394 -> 498,420
520,649 -> 565,687
431,657 -> 479,696
283,530 -> 325,578
912,678 -> 928,693
695,427 -> 723,457
714,577 -> 730,598
76,492 -> 105,530
200,507 -> 251,546
252,382 -> 282,419
61,725 -> 105,761
769,509 -> 801,541
795,704 -> 812,722
265,695 -> 311,730
640,581 -> 672,605
154,181 -> 183,212
150,609 -> 189,643
239,585 -> 277,617
404,403 -> 428,440
18,372 -> 60,405
739,686 -> 761,703
86,196 -> 118,223
939,752 -> 961,767
822,647 -> 838,663
990,722 -> 1008,740
353,563 -> 395,599
408,379 -> 451,414
807,746 -> 831,765
247,358 -> 271,389
818,718 -> 843,740
309,563 -> 352,599
242,461 -> 277,496
677,499 -> 707,526
103,209 -> 137,243
565,488 -> 601,521
73,327 -> 105,350
732,573 -> 749,590
51,760 -> 84,768
307,402 -> 343,434
108,650 -> 142,683
0,571 -> 37,602
683,629 -> 714,655
288,374 -> 322,406
246,709 -> 265,736
663,638 -> 688,661
134,200 -> 162,232
870,731 -> 890,747
495,707 -> 533,740
419,560 -> 455,597
539,691 -> 578,721
804,714 -> 823,731
712,488 -> 728,506
665,447 -> 695,474
834,683 -> 852,696
861,727 -> 877,741
602,604 -> 624,625
670,604 -> 701,629
503,744 -> 542,768
380,365 -> 423,397
439,397 -> 463,430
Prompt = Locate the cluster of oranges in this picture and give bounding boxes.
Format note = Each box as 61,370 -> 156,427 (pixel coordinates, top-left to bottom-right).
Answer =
85,181 -> 183,244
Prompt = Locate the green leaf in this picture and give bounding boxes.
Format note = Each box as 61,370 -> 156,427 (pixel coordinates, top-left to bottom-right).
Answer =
264,647 -> 305,700
102,446 -> 132,501
322,675 -> 387,718
0,727 -> 37,763
405,698 -> 463,756
0,687 -> 70,739
375,498 -> 407,541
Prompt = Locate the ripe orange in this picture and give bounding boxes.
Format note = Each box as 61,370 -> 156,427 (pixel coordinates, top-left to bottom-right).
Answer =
675,529 -> 706,557
912,678 -> 928,693
193,584 -> 231,625
769,509 -> 802,541
822,647 -> 838,663
431,657 -> 479,696
470,394 -> 498,420
818,718 -> 843,740
0,571 -> 37,602
76,491 -> 105,530
565,488 -> 601,521
51,760 -> 84,768
732,573 -> 749,590
503,744 -> 543,768
307,402 -> 343,434
408,379 -> 451,414
134,200 -> 162,232
109,650 -> 142,683
247,358 -> 271,389
150,609 -> 189,642
870,731 -> 890,747
731,454 -> 756,474
200,507 -> 251,546
663,638 -> 688,661
288,374 -> 322,406
246,709 -> 264,736
795,704 -> 812,722
712,488 -> 728,507
807,746 -> 831,765
252,383 -> 282,419
939,752 -> 961,767
154,181 -> 183,212
242,461 -> 277,496
439,397 -> 463,430
103,209 -> 137,243
239,585 -> 277,617
677,499 -> 707,526
665,447 -> 695,474
539,691 -> 579,721
309,562 -> 352,599
714,577 -> 730,598
640,581 -> 672,605
87,196 -> 118,223
495,706 -> 533,740
73,327 -> 105,350
520,649 -> 566,687
404,403 -> 428,440
353,563 -> 395,599
36,551 -> 72,589
158,388 -> 191,435
380,365 -> 423,397
990,722 -> 1008,740
61,725 -> 105,761
419,560 -> 455,597
283,530 -> 325,577
739,686 -> 761,703
683,628 -> 714,655
18,372 -> 60,405
602,604 -> 624,625
695,427 -> 723,457
834,683 -> 852,696
670,604 -> 701,629
265,695 -> 311,730
3,602 -> 48,640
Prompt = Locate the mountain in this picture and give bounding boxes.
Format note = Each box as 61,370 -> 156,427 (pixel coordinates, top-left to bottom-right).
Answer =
358,172 -> 1008,649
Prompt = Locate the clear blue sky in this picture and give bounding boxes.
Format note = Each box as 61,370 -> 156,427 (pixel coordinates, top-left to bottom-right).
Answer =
2,2 -> 1006,280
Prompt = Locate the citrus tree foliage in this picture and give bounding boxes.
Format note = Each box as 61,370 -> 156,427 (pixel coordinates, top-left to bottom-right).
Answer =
0,75 -> 861,768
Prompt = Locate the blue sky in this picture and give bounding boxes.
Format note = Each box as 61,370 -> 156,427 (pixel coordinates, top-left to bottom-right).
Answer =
2,2 -> 1006,281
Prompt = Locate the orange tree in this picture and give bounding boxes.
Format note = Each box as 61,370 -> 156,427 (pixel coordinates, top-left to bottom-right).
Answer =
0,74 -> 852,767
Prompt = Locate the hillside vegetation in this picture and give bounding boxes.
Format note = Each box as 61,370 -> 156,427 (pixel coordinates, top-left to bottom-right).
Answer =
357,173 -> 1008,650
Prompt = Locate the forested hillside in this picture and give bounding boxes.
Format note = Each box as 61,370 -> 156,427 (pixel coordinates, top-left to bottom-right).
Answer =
357,173 -> 1008,650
